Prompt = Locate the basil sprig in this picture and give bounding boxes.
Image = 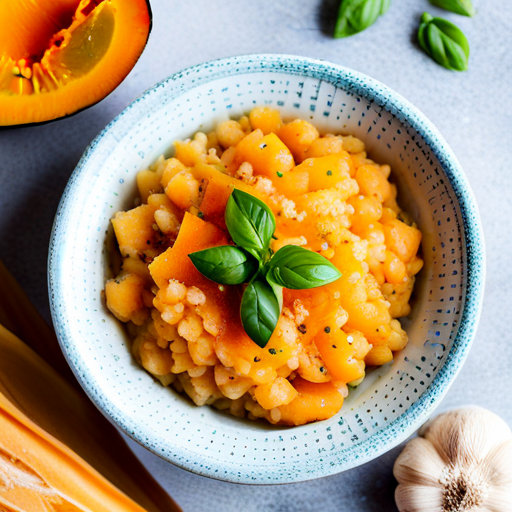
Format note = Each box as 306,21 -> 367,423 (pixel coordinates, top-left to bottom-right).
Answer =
266,245 -> 341,290
188,189 -> 342,348
334,0 -> 390,39
429,0 -> 475,17
418,13 -> 470,71
189,246 -> 258,285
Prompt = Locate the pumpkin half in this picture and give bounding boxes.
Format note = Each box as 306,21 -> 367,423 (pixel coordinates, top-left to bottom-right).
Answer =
0,0 -> 151,126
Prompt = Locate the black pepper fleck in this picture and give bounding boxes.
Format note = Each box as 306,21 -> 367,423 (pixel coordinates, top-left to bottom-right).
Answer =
324,326 -> 331,333
319,366 -> 325,373
327,170 -> 333,176
269,348 -> 277,355
332,344 -> 337,349
298,324 -> 307,334
254,357 -> 261,362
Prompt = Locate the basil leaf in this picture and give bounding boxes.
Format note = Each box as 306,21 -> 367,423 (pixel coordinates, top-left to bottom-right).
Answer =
240,280 -> 280,348
225,189 -> 276,261
266,274 -> 284,312
429,0 -> 474,17
189,246 -> 258,285
418,13 -> 469,71
266,245 -> 342,289
334,0 -> 390,39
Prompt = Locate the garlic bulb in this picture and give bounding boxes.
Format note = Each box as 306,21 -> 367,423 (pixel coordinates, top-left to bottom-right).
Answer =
394,407 -> 512,512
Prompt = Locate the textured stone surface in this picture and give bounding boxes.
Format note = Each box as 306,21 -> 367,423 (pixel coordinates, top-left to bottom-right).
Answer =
0,0 -> 511,510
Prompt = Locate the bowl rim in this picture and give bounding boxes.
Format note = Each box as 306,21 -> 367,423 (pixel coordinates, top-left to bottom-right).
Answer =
48,53 -> 485,484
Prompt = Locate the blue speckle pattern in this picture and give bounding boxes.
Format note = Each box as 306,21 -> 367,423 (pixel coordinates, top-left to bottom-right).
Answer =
48,55 -> 485,484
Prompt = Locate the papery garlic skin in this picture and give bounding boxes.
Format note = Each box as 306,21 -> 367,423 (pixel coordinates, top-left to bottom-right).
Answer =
394,407 -> 512,512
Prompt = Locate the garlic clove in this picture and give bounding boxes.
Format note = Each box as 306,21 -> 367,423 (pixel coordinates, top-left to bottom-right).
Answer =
393,437 -> 446,487
420,407 -> 512,468
394,407 -> 512,512
395,482 -> 444,512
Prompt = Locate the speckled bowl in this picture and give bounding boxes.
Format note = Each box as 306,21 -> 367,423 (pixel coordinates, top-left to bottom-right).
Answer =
48,54 -> 485,484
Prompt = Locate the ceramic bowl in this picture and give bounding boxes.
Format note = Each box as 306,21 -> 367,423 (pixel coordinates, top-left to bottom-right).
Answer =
48,54 -> 485,484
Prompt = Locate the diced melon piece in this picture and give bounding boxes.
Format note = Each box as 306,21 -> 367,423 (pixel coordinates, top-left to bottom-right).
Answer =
234,130 -> 294,178
278,377 -> 344,426
254,377 -> 298,410
105,273 -> 148,324
147,193 -> 183,220
161,158 -> 186,188
276,119 -> 319,163
304,136 -> 343,158
137,170 -> 163,203
355,164 -> 392,203
120,256 -> 153,283
249,107 -> 282,135
192,162 -> 269,228
111,204 -> 156,257
383,219 -> 422,262
149,212 -> 227,290
314,328 -> 365,383
271,169 -> 309,197
295,154 -> 352,192
165,171 -> 200,210
173,133 -> 207,166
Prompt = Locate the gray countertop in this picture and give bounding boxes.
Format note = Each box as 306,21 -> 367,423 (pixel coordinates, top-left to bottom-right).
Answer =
1,1 -> 511,510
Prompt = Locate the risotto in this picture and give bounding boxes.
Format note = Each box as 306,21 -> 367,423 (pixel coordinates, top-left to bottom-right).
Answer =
105,107 -> 423,426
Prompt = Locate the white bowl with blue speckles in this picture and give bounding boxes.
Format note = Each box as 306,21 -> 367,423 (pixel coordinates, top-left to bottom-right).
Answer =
48,54 -> 485,484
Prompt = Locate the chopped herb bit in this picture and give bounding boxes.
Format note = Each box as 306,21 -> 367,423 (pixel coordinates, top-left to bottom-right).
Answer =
197,211 -> 204,219
276,171 -> 283,177
269,348 -> 277,355
324,326 -> 331,333
326,170 -> 333,176
298,324 -> 307,334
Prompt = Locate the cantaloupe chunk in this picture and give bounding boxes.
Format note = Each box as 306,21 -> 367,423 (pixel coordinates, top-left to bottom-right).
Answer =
383,219 -> 422,262
271,169 -> 309,197
149,212 -> 227,290
249,107 -> 282,135
136,170 -> 162,203
253,377 -> 298,410
314,328 -> 365,383
111,204 -> 156,258
276,119 -> 319,163
278,377 -> 343,426
234,130 -> 294,178
105,273 -> 148,325
304,136 -> 343,159
295,154 -> 352,192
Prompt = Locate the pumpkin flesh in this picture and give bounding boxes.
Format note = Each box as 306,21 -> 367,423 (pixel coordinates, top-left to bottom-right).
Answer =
0,0 -> 151,126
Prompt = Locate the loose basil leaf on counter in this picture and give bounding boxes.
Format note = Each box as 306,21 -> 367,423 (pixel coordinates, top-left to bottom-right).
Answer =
225,189 -> 276,261
418,13 -> 469,71
334,0 -> 390,39
189,246 -> 258,285
429,0 -> 475,17
240,280 -> 280,348
266,245 -> 342,290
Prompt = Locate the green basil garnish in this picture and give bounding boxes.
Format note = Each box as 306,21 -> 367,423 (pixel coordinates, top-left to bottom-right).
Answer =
240,280 -> 281,348
418,13 -> 469,71
429,0 -> 474,17
188,189 -> 342,347
334,0 -> 390,39
266,245 -> 342,289
188,246 -> 258,285
225,189 -> 275,261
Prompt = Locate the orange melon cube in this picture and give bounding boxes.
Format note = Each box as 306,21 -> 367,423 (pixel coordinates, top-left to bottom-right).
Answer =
295,154 -> 352,192
136,170 -> 162,203
271,169 -> 309,197
314,328 -> 365,383
383,219 -> 422,262
276,119 -> 319,163
111,204 -> 156,257
278,377 -> 344,426
254,377 -> 298,410
234,130 -> 294,178
249,106 -> 283,135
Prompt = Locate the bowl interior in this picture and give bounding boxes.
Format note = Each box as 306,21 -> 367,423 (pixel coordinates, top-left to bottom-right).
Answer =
49,55 -> 483,484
